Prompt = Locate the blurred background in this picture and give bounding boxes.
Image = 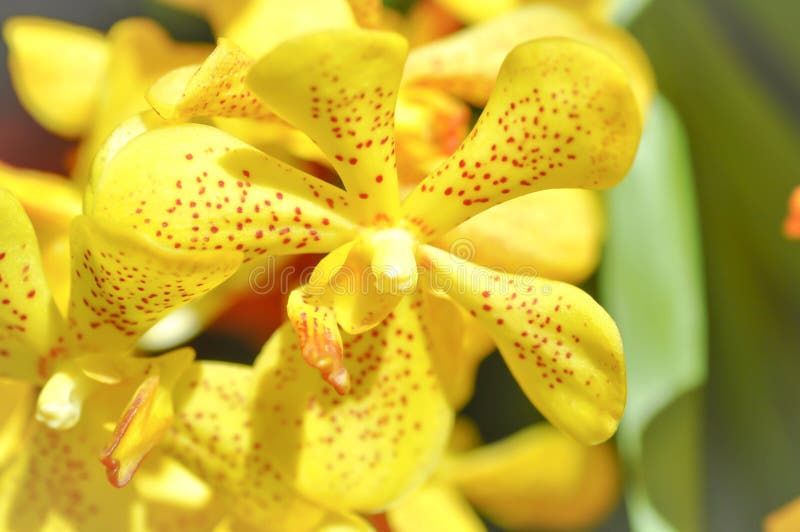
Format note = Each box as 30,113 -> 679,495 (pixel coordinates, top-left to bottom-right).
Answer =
1,0 -> 799,530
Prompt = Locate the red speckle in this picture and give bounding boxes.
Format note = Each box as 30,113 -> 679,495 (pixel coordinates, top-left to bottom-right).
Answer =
185,154 -> 194,160
26,290 -> 35,298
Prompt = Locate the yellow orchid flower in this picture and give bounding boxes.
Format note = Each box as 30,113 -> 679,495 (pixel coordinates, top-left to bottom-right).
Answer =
3,16 -> 211,182
88,28 -> 640,452
0,165 -> 243,494
387,421 -> 621,531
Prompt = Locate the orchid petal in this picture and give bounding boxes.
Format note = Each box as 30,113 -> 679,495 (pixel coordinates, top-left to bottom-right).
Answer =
66,215 -> 241,355
446,423 -> 621,530
438,189 -> 606,284
166,361 -> 370,530
0,189 -> 65,384
403,37 -> 641,240
347,0 -> 383,28
0,381 -> 33,471
251,295 -> 453,511
86,123 -> 358,259
421,245 -> 625,444
148,39 -> 278,122
3,17 -> 108,137
247,29 -> 408,224
387,483 -> 486,532
435,0 -> 611,24
0,163 -> 81,313
403,4 -> 653,114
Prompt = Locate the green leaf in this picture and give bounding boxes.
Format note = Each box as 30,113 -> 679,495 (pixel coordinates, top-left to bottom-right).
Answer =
600,95 -> 708,532
631,0 -> 800,528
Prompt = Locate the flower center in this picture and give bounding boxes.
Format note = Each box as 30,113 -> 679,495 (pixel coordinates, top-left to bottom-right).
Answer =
363,227 -> 419,295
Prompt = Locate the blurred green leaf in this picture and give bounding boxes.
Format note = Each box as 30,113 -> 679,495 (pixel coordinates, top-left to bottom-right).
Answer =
632,0 -> 800,528
600,96 -> 707,532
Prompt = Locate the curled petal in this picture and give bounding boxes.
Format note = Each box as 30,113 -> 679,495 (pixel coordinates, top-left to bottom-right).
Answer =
437,189 -> 606,284
67,215 -> 241,355
0,189 -> 65,383
166,361 -> 369,530
447,423 -> 621,529
101,348 -> 195,487
3,17 -> 108,137
403,37 -> 641,240
247,29 -> 408,224
421,245 -> 625,444
251,295 -> 453,511
287,288 -> 348,394
87,123 -> 358,259
403,4 -> 653,113
148,39 -> 279,122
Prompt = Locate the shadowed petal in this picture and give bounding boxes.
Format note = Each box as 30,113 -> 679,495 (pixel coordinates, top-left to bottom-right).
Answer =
251,295 -> 453,511
0,189 -> 65,384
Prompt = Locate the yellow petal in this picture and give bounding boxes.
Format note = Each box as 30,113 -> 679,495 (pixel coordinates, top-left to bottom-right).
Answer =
218,0 -> 357,58
438,189 -> 606,284
0,380 -> 34,471
0,162 -> 82,313
66,215 -> 241,355
101,349 -> 195,488
395,87 -> 471,193
0,188 -> 65,384
132,452 -> 226,531
404,5 -> 653,114
403,37 -> 641,240
87,123 -> 358,259
765,497 -> 800,532
435,0 -> 611,24
71,18 -> 211,183
251,295 -> 453,511
387,483 -> 486,532
347,0 -> 383,28
166,361 -> 370,530
421,245 -> 625,444
447,423 -> 621,530
247,29 -> 409,225
3,17 -> 108,138
148,39 -> 278,122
